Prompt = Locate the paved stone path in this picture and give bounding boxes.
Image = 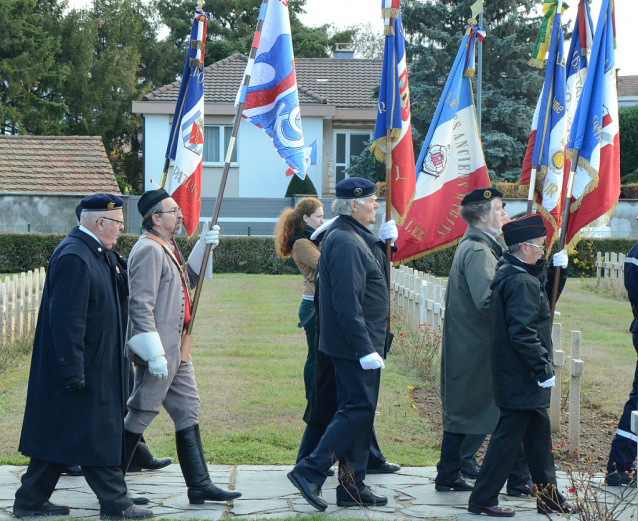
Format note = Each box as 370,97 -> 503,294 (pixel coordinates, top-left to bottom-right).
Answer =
0,465 -> 635,520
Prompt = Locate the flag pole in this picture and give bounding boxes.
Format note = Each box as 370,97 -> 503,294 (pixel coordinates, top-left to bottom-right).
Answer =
477,10 -> 483,135
385,129 -> 393,289
550,149 -> 579,323
185,0 -> 269,340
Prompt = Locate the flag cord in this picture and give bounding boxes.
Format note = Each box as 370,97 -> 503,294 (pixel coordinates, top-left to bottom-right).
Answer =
186,0 -> 270,337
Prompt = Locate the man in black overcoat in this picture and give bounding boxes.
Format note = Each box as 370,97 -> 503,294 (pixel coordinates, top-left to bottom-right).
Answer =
467,215 -> 573,517
13,194 -> 152,520
288,178 -> 397,511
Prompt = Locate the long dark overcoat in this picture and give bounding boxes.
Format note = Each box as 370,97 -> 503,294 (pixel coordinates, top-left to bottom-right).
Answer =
19,227 -> 126,467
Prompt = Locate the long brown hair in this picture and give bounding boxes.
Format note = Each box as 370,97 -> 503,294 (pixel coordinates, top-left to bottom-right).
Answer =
274,197 -> 323,258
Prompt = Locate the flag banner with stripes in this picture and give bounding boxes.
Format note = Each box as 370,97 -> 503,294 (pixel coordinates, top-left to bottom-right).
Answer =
369,0 -> 416,223
236,0 -> 306,179
393,26 -> 489,263
165,7 -> 210,236
519,11 -> 566,249
529,0 -> 569,68
564,0 -> 620,252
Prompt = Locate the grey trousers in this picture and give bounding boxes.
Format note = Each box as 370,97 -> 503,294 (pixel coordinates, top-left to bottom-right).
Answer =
125,355 -> 200,434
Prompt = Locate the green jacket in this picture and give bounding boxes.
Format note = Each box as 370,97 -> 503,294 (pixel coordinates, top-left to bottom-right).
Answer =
440,226 -> 504,434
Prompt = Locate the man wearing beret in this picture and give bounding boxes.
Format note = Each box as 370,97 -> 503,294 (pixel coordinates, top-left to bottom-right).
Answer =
14,194 -> 153,520
437,187 -> 536,494
288,177 -> 397,511
121,189 -> 241,504
468,214 -> 573,517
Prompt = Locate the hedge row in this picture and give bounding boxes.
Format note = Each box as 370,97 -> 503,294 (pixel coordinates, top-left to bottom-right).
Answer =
491,182 -> 638,200
0,233 -> 634,278
0,233 -> 298,275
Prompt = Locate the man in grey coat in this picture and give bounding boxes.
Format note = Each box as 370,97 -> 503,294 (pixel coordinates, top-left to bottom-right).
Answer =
435,187 -> 531,495
121,189 -> 241,504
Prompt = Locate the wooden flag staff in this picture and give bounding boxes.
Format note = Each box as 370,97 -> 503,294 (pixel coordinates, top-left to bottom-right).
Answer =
385,129 -> 393,292
183,0 -> 270,350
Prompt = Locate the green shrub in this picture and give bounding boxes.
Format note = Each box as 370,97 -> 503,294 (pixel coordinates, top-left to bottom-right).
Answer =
0,233 -> 298,275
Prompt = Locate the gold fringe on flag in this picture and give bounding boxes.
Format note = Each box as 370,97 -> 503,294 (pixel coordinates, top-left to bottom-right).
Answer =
565,148 -> 600,213
384,25 -> 395,36
369,130 -> 402,163
564,201 -> 618,254
464,68 -> 476,78
381,8 -> 400,19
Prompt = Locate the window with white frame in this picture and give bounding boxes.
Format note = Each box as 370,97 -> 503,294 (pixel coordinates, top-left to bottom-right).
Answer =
203,125 -> 238,164
333,131 -> 373,183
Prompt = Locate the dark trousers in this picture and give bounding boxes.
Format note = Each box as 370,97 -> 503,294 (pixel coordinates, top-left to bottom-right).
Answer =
607,332 -> 638,474
299,299 -> 317,401
296,424 -> 386,469
437,431 -> 530,487
14,458 -> 132,514
294,356 -> 381,490
461,434 -> 486,470
469,408 -> 564,508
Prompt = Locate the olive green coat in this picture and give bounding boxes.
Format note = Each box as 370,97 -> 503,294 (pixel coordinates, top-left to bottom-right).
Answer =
440,226 -> 505,434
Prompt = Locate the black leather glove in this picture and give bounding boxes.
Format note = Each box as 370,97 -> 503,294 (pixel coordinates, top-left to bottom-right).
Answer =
65,375 -> 86,393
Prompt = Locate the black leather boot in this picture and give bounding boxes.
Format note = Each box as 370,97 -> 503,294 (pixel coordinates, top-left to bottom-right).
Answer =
122,430 -> 143,476
128,440 -> 173,472
175,424 -> 242,504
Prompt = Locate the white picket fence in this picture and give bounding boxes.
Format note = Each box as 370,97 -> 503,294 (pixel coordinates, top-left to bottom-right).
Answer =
390,265 -> 446,332
0,268 -> 46,347
596,252 -> 625,289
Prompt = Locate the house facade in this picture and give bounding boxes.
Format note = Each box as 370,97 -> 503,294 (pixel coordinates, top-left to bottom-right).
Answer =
618,75 -> 638,107
132,52 -> 381,198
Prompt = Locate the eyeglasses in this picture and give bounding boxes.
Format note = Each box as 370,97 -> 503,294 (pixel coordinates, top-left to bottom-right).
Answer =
157,207 -> 182,215
526,242 -> 545,252
97,217 -> 124,226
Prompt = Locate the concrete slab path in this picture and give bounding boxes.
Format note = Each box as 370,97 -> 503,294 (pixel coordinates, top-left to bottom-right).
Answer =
0,465 -> 634,520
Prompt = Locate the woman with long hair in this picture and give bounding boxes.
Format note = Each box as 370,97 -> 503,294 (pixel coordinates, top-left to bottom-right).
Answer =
275,197 -> 324,399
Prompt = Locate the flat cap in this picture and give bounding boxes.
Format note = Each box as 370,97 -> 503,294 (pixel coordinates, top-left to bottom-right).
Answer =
502,214 -> 547,246
461,187 -> 504,206
80,193 -> 123,212
138,189 -> 170,217
335,177 -> 376,199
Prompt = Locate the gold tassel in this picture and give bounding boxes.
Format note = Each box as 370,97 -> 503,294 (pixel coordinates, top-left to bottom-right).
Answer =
390,128 -> 402,141
528,57 -> 545,68
384,25 -> 395,36
464,68 -> 476,78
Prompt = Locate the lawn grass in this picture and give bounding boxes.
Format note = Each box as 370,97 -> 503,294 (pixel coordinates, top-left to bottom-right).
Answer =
0,274 -> 435,466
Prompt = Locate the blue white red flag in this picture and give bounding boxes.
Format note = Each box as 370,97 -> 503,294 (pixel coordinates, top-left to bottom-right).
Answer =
564,0 -> 620,251
393,25 -> 489,262
370,0 -> 416,223
519,11 -> 566,249
165,7 -> 210,236
236,0 -> 306,179
286,140 -> 317,177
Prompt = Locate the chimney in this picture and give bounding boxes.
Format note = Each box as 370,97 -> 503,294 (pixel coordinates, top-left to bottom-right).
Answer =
334,43 -> 355,59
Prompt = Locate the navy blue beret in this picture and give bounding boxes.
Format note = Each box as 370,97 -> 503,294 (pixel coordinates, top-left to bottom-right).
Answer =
138,189 -> 170,217
502,214 -> 546,246
335,177 -> 376,199
80,193 -> 123,212
461,187 -> 504,206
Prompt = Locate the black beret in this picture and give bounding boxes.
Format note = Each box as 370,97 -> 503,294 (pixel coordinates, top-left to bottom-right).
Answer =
502,214 -> 547,246
138,189 -> 170,217
80,193 -> 123,212
335,177 -> 376,199
461,187 -> 504,206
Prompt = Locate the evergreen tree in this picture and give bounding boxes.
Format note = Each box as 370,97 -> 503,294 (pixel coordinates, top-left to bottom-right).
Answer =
285,173 -> 317,197
619,105 -> 638,180
402,0 -> 544,181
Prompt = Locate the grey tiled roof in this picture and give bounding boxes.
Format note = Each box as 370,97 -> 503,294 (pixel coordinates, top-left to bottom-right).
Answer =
618,75 -> 638,97
143,53 -> 382,109
0,136 -> 121,194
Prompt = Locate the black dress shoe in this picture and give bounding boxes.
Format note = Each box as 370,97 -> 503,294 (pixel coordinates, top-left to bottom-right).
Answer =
435,476 -> 474,491
100,504 -> 153,520
128,457 -> 173,473
188,484 -> 241,504
287,470 -> 327,511
506,479 -> 535,497
127,491 -> 149,505
61,465 -> 83,476
13,501 -> 70,518
336,485 -> 388,507
461,463 -> 480,479
468,503 -> 515,516
367,462 -> 401,474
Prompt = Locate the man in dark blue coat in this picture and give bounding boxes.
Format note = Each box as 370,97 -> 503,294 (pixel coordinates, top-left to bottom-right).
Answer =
605,239 -> 638,486
288,178 -> 397,511
14,194 -> 152,520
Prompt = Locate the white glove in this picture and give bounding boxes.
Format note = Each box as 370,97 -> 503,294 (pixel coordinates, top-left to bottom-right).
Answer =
126,332 -> 168,380
553,250 -> 568,269
310,217 -> 338,241
379,217 -> 398,246
538,376 -> 555,388
359,352 -> 385,370
188,225 -> 219,278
